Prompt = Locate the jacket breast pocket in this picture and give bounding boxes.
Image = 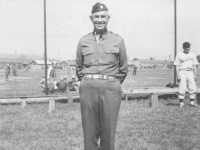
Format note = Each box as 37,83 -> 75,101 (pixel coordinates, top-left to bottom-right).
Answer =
104,47 -> 119,64
82,47 -> 94,65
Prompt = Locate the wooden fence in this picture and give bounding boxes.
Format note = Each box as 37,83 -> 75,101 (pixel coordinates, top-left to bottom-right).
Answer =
0,87 -> 200,113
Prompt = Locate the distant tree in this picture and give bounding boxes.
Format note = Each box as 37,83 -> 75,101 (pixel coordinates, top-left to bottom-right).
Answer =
197,55 -> 200,63
133,58 -> 138,61
150,57 -> 154,60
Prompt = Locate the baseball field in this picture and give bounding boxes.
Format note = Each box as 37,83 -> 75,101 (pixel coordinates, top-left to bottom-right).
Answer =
0,68 -> 200,150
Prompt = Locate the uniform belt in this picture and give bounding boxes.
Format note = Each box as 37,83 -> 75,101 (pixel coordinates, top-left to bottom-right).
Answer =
182,69 -> 192,71
84,74 -> 118,80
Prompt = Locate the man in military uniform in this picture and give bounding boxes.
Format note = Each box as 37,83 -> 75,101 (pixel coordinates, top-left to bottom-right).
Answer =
174,42 -> 199,107
76,3 -> 128,150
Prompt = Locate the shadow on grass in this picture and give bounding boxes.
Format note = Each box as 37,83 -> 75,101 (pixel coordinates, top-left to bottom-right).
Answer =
57,98 -> 80,104
0,103 -> 20,106
123,94 -> 178,100
165,103 -> 179,106
159,94 -> 180,107
159,94 -> 178,99
123,94 -> 180,107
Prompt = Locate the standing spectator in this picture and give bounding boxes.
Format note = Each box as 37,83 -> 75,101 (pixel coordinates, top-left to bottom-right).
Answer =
133,65 -> 137,75
49,62 -> 57,81
5,64 -> 11,81
174,42 -> 199,107
12,63 -> 17,76
76,2 -> 128,150
48,62 -> 57,90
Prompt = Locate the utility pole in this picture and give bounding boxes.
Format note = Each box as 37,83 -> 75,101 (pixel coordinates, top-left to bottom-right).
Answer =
44,0 -> 48,95
174,0 -> 177,85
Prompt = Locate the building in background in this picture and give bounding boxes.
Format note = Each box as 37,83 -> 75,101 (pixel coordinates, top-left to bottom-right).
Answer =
132,59 -> 169,69
49,60 -> 68,69
30,60 -> 52,70
65,60 -> 76,70
0,58 -> 23,69
22,59 -> 34,68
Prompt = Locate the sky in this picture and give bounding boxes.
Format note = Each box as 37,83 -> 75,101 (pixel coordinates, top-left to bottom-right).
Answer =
0,0 -> 200,61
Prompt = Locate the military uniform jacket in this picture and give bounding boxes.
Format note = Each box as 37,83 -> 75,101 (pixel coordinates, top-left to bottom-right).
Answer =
76,31 -> 128,83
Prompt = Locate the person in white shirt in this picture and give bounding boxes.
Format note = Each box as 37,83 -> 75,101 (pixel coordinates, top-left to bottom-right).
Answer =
174,42 -> 199,107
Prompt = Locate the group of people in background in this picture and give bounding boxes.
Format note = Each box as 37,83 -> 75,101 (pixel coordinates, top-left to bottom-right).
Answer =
4,63 -> 18,81
39,74 -> 79,94
39,62 -> 79,94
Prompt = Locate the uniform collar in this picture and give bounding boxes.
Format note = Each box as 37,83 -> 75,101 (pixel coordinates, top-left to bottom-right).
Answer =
92,29 -> 108,40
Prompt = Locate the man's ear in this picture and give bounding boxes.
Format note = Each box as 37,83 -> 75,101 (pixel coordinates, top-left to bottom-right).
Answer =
89,16 -> 93,22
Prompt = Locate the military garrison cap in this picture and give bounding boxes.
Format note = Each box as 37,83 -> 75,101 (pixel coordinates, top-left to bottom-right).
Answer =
91,2 -> 108,14
183,42 -> 191,48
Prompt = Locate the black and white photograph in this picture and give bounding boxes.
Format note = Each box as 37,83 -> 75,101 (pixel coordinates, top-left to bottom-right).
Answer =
0,0 -> 200,149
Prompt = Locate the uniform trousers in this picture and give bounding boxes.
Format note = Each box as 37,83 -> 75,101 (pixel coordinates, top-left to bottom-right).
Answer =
178,70 -> 197,99
80,77 -> 121,150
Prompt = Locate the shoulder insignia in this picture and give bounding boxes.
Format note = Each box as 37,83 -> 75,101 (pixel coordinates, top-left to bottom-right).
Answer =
110,31 -> 119,36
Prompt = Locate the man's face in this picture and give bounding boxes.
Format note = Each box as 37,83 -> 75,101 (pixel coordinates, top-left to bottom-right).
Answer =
90,11 -> 110,32
183,47 -> 190,54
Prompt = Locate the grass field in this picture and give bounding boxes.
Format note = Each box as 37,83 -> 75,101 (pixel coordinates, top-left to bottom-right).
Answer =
0,68 -> 200,150
0,68 -> 200,97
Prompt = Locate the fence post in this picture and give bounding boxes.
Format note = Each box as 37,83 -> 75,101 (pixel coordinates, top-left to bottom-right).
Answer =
149,94 -> 158,108
49,99 -> 55,113
68,97 -> 73,105
125,95 -> 128,101
21,100 -> 27,108
68,91 -> 73,105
